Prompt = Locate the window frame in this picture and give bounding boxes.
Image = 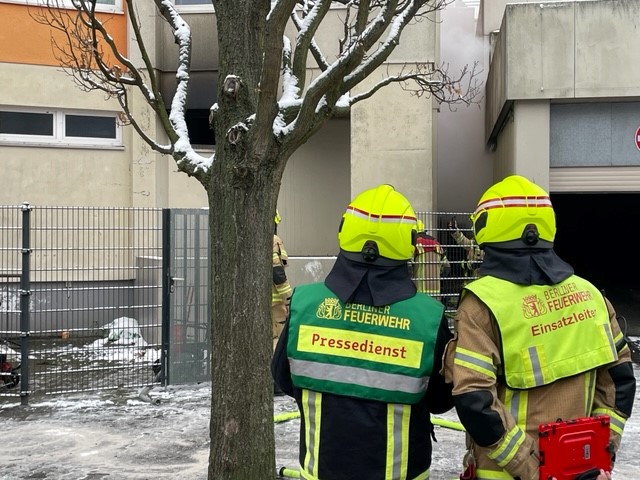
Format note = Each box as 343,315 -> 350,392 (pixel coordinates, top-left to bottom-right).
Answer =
172,1 -> 347,14
0,107 -> 123,149
173,0 -> 214,14
3,0 -> 124,14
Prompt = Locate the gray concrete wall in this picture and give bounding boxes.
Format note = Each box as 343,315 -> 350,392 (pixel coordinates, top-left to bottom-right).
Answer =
350,8 -> 440,212
512,101 -> 551,190
0,256 -> 162,343
487,1 -> 640,143
277,119 -> 350,257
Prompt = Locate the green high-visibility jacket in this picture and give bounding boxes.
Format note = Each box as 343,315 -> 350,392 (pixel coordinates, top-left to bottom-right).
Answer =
287,282 -> 444,404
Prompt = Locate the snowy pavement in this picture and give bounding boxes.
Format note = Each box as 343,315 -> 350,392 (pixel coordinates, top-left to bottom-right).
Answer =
0,364 -> 639,479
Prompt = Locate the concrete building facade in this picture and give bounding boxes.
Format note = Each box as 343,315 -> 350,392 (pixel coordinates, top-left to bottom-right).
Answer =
480,0 -> 640,318
0,2 -> 442,258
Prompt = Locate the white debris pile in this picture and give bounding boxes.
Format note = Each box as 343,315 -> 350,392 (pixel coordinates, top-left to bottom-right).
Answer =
82,316 -> 160,364
0,342 -> 19,362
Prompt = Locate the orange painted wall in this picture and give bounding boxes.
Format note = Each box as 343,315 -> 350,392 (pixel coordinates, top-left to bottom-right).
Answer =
0,3 -> 127,66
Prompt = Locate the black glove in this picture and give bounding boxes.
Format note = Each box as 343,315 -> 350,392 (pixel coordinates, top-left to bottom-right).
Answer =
574,468 -> 601,480
447,216 -> 457,230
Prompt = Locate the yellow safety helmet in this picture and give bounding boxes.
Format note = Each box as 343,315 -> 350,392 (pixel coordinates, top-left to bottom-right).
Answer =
275,210 -> 281,225
471,175 -> 556,249
338,184 -> 417,263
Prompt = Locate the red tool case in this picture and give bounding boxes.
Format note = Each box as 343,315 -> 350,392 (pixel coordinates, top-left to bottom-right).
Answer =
538,416 -> 611,480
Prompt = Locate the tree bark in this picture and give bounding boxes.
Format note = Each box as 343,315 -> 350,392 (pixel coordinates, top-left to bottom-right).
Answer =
207,172 -> 279,479
207,1 -> 281,478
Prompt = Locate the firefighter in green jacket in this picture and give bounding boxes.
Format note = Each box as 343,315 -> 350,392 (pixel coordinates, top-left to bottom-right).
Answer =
272,184 -> 454,480
444,175 -> 635,480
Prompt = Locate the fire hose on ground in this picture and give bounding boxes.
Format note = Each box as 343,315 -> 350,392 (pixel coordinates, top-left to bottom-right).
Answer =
273,410 -> 465,479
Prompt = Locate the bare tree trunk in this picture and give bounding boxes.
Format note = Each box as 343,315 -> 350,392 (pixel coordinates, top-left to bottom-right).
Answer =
208,171 -> 278,479
207,2 -> 280,478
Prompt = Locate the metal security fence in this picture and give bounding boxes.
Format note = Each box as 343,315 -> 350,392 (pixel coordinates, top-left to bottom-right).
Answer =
0,204 -> 164,404
164,209 -> 210,385
413,211 -> 480,317
0,204 -> 477,404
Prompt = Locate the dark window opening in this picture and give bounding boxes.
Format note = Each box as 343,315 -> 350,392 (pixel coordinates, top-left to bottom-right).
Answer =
185,109 -> 215,148
66,115 -> 116,139
0,111 -> 53,136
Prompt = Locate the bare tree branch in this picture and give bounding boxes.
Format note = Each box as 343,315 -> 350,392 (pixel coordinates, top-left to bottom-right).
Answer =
254,0 -> 300,145
290,7 -> 330,73
348,61 -> 483,108
343,0 -> 430,91
279,0 -> 399,150
291,0 -> 332,88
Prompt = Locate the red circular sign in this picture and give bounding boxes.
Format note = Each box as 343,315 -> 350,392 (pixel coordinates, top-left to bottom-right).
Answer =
635,126 -> 640,151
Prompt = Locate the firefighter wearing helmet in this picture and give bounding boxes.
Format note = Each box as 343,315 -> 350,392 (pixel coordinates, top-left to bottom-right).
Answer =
444,175 -> 635,480
412,219 -> 451,299
272,184 -> 454,480
272,210 -> 292,351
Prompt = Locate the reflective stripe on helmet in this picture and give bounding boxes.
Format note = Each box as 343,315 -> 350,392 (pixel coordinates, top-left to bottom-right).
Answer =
474,195 -> 552,214
345,206 -> 417,224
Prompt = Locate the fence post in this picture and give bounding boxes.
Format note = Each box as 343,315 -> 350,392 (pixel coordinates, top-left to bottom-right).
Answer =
19,202 -> 32,406
161,209 -> 171,386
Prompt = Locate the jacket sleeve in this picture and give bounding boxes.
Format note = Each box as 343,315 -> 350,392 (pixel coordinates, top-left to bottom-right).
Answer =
273,236 -> 293,300
452,230 -> 474,248
591,298 -> 636,457
445,293 -> 539,479
425,314 -> 454,414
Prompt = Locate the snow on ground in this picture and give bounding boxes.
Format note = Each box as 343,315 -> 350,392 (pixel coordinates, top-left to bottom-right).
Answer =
0,360 -> 638,479
81,317 -> 161,364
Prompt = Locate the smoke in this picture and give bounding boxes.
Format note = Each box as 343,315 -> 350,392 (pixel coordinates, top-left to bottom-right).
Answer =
437,3 -> 493,212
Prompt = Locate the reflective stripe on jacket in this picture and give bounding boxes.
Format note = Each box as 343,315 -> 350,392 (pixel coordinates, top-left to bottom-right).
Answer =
464,275 -> 617,389
287,282 -> 443,404
296,389 -> 431,480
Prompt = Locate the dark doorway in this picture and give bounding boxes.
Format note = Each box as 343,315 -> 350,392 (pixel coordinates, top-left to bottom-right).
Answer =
552,192 -> 640,335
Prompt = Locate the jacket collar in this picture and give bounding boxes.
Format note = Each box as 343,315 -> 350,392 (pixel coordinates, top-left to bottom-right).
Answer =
478,246 -> 574,286
325,253 -> 416,307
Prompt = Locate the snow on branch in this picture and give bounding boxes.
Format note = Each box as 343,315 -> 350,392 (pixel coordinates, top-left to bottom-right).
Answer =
273,0 -> 415,146
290,7 -> 329,74
30,0 -> 213,180
156,0 -> 213,176
290,0 -> 332,89
271,0 -> 477,147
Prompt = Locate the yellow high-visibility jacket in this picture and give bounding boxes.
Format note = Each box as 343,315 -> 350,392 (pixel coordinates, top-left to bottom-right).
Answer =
444,283 -> 635,480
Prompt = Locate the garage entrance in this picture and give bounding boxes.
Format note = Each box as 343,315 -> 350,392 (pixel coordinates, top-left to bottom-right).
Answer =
551,192 -> 640,336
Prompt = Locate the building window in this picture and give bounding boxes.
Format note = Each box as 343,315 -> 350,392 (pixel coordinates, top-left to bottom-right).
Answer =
65,114 -> 117,139
0,111 -> 54,136
8,0 -> 124,13
0,108 -> 122,148
173,0 -> 214,12
185,109 -> 215,148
